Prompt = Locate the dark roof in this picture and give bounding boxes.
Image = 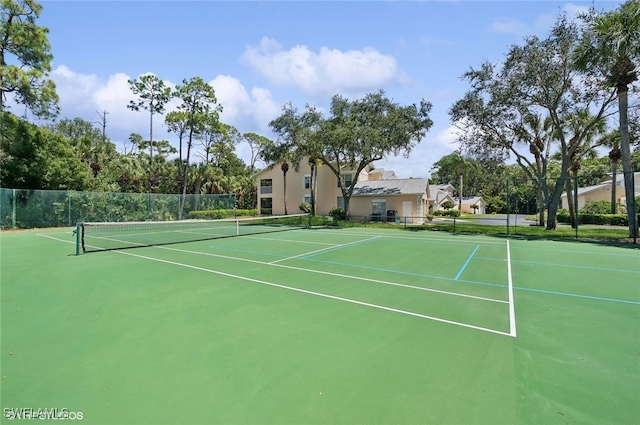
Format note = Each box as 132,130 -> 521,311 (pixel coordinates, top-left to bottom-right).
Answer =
351,178 -> 428,196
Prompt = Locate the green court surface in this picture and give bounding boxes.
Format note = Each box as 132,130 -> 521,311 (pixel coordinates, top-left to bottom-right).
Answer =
1,226 -> 638,424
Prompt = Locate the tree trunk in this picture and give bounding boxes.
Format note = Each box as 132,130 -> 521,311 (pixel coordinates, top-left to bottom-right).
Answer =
310,163 -> 317,216
283,171 -> 288,215
149,106 -> 154,192
617,85 -> 638,238
179,130 -> 194,220
565,176 -> 576,229
537,189 -> 545,226
611,159 -> 618,214
458,172 -> 463,212
545,178 -> 566,230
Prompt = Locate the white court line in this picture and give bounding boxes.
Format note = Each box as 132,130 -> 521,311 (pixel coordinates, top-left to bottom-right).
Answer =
158,245 -> 508,304
308,228 -> 507,245
118,249 -> 515,338
244,235 -> 337,246
268,236 -> 380,264
38,233 -> 514,337
507,240 -> 517,337
38,232 -> 509,305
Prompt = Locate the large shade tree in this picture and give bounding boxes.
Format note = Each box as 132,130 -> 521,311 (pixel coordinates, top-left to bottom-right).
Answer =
450,16 -> 617,230
318,91 -> 433,216
575,0 -> 640,238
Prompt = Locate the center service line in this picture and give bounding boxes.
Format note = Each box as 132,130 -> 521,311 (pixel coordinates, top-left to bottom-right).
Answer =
454,245 -> 480,280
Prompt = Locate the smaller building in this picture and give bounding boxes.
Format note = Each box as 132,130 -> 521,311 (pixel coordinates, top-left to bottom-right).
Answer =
561,172 -> 640,210
350,178 -> 429,224
428,184 -> 456,213
458,196 -> 486,214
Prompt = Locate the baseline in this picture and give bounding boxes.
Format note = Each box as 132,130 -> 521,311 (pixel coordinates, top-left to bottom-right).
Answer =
118,248 -> 515,338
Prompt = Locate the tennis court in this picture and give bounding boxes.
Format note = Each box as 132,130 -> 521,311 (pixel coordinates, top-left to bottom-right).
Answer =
1,221 -> 638,424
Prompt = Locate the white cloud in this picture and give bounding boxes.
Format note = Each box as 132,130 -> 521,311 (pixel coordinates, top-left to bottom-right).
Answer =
376,124 -> 458,179
210,75 -> 279,133
420,35 -> 456,46
241,37 -> 401,97
490,3 -> 592,39
488,19 -> 529,36
50,65 -> 281,164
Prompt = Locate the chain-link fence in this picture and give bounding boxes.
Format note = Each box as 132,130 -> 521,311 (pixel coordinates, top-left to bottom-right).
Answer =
0,188 -> 236,229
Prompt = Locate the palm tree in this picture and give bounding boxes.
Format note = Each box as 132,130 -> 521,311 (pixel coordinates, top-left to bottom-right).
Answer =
608,146 -> 623,213
521,113 -> 554,226
280,161 -> 289,215
576,0 -> 640,238
447,152 -> 471,212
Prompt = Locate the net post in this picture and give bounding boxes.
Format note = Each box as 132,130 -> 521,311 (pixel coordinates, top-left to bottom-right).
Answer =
75,222 -> 82,256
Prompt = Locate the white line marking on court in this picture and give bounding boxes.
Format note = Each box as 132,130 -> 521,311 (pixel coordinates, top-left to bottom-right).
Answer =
38,233 -> 513,336
37,233 -> 73,243
507,240 -> 517,337
307,229 -> 507,245
116,249 -> 515,338
157,245 -> 508,304
268,236 -> 380,264
244,236 -> 337,246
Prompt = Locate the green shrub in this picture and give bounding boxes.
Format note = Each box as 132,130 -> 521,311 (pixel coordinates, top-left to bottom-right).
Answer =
188,209 -> 257,219
581,200 -> 623,215
299,202 -> 312,213
557,209 -> 570,223
579,213 -> 628,226
329,207 -> 346,220
441,200 -> 455,211
433,209 -> 460,217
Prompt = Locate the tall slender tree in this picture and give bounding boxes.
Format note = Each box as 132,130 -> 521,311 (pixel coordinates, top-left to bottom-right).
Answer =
172,77 -> 221,218
127,74 -> 172,191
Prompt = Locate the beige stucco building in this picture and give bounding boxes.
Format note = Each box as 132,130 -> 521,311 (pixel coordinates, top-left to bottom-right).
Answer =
561,172 -> 640,210
255,158 -> 491,222
254,160 -> 431,223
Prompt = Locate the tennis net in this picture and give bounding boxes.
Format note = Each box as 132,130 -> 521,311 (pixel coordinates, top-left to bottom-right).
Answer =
76,214 -> 311,253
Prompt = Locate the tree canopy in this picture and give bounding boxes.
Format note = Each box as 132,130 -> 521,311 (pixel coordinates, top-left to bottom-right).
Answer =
0,0 -> 58,118
268,91 -> 433,216
450,15 -> 618,229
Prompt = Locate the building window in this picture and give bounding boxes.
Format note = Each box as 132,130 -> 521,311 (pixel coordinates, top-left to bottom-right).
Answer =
337,174 -> 352,188
304,175 -> 311,189
260,197 -> 272,215
303,195 -> 311,204
371,199 -> 386,222
260,179 -> 272,194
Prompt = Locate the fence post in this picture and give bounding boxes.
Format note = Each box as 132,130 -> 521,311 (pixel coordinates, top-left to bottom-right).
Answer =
506,179 -> 510,236
12,188 -> 16,229
574,175 -> 579,240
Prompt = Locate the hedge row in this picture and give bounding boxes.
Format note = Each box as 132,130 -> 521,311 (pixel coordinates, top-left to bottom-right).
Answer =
557,209 -> 640,226
187,209 -> 258,219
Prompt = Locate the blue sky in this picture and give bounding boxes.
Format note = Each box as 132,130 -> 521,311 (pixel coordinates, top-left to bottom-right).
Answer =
36,0 -> 623,178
